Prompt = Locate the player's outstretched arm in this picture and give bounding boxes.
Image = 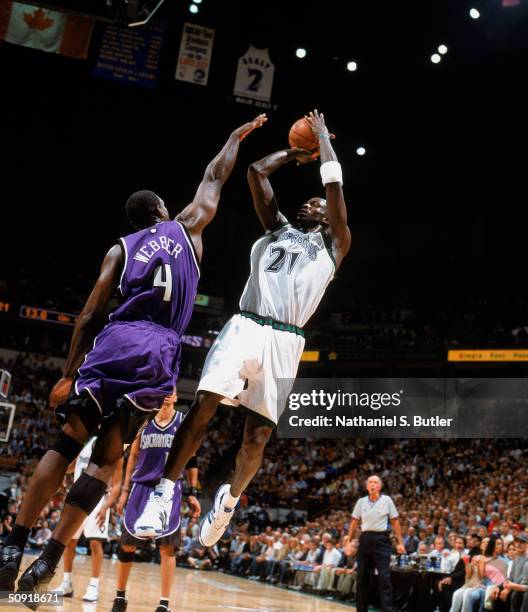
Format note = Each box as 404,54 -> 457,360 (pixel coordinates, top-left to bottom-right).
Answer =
305,110 -> 351,269
176,114 -> 267,259
117,437 -> 140,515
49,244 -> 123,407
247,147 -> 308,231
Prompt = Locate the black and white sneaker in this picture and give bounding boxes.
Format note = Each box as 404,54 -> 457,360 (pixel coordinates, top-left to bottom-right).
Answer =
198,483 -> 235,547
16,558 -> 55,610
133,491 -> 172,538
0,544 -> 23,591
111,597 -> 128,611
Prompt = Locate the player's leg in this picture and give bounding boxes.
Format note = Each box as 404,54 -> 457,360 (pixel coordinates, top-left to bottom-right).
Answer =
160,314 -> 253,487
199,413 -> 273,547
82,539 -> 104,602
158,544 -> 175,611
134,391 -> 222,537
16,417 -> 126,599
164,391 -> 221,481
52,539 -> 77,597
0,399 -> 98,591
231,413 -> 273,496
110,544 -> 136,612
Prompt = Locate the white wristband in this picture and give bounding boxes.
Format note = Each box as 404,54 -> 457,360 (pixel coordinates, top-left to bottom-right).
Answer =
320,161 -> 343,186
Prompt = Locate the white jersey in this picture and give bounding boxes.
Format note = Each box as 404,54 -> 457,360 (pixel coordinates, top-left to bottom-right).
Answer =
239,222 -> 335,328
73,437 -> 96,482
73,437 -> 110,540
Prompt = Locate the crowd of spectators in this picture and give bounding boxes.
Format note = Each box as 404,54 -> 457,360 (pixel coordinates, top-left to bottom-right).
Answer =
2,351 -> 528,608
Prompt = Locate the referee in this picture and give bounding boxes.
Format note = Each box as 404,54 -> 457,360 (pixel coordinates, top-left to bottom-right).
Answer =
348,475 -> 405,612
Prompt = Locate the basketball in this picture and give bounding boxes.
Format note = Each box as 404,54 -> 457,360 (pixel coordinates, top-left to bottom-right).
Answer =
288,117 -> 318,151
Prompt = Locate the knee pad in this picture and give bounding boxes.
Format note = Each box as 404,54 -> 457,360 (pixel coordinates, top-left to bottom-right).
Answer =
65,472 -> 107,515
118,548 -> 135,563
50,431 -> 83,463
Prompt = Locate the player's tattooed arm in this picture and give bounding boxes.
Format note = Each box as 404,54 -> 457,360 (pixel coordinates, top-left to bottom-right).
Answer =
176,114 -> 267,259
49,245 -> 123,408
305,110 -> 351,269
247,148 -> 307,231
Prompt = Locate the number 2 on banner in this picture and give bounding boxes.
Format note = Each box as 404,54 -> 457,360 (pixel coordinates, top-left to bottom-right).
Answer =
153,264 -> 172,302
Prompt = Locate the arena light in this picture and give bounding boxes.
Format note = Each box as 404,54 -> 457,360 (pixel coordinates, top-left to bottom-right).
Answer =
193,0 -> 202,3
470,8 -> 480,19
356,147 -> 366,156
347,61 -> 358,72
295,48 -> 307,59
431,53 -> 442,64
189,3 -> 199,13
438,44 -> 448,55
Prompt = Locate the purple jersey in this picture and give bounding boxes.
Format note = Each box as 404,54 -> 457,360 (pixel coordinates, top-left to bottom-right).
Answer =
132,410 -> 184,483
111,220 -> 200,337
71,221 -> 199,416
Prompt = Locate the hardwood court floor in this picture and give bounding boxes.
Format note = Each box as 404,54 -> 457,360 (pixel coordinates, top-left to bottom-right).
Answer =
3,555 -> 354,612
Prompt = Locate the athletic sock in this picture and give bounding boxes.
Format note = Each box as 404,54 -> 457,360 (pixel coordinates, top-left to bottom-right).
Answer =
5,524 -> 30,549
63,572 -> 72,583
40,539 -> 66,569
155,478 -> 175,498
159,598 -> 169,609
223,486 -> 239,510
89,577 -> 99,588
116,589 -> 126,599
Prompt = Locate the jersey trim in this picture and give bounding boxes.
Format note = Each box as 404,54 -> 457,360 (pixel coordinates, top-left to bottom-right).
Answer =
124,393 -> 159,412
117,237 -> 128,296
176,221 -> 200,277
320,230 -> 337,271
152,410 -> 179,432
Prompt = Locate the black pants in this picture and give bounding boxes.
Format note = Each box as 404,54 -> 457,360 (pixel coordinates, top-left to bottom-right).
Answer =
356,532 -> 393,612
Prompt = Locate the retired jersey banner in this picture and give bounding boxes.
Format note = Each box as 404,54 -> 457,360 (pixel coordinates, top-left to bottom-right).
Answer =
175,22 -> 214,86
0,1 -> 93,59
92,18 -> 165,89
233,45 -> 275,104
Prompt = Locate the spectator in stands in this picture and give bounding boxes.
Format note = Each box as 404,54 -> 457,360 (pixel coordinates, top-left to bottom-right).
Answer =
31,520 -> 52,549
330,538 -> 358,601
306,537 -> 342,592
404,526 -> 419,554
489,534 -> 528,611
187,545 -> 215,570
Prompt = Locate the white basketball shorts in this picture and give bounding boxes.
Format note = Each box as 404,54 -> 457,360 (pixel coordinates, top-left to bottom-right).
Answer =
73,494 -> 110,540
197,313 -> 305,425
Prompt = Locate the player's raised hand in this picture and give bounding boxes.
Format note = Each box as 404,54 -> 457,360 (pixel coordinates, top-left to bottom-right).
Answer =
234,113 -> 268,141
304,109 -> 335,140
49,376 -> 73,407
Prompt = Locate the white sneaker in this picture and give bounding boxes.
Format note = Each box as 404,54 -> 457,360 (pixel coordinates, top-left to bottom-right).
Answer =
198,483 -> 236,547
52,580 -> 73,597
133,490 -> 173,538
82,584 -> 100,602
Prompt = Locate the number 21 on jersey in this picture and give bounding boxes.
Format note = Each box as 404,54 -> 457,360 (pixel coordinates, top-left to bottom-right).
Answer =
265,246 -> 301,275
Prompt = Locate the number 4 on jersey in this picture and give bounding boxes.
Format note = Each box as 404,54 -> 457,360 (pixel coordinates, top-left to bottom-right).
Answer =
153,264 -> 172,301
